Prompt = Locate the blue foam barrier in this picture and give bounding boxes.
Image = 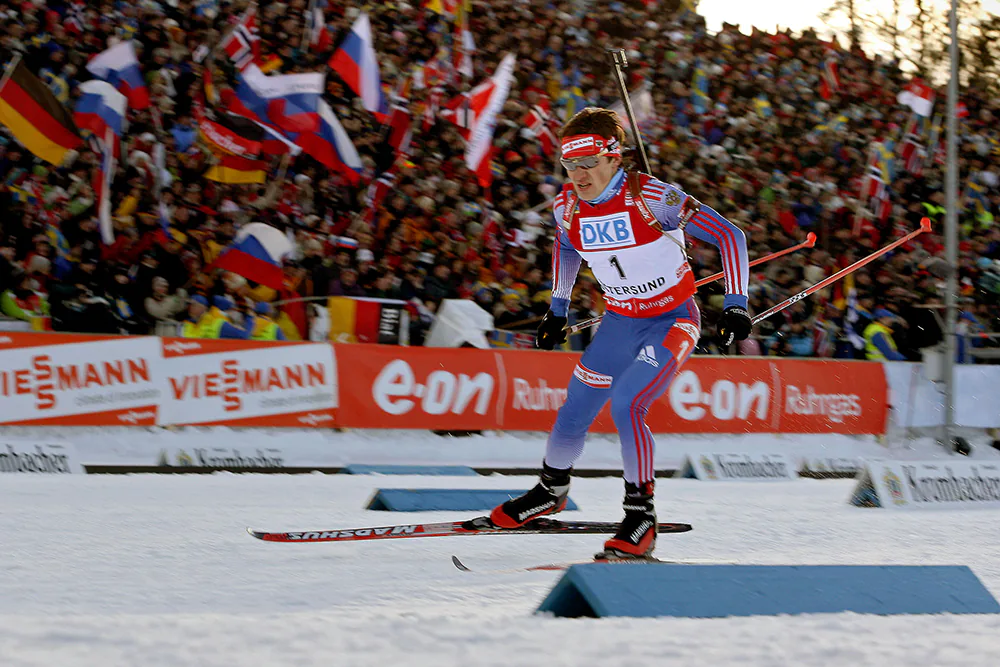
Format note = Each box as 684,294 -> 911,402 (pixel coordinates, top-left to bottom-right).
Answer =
536,564 -> 1000,618
365,488 -> 579,512
342,464 -> 479,476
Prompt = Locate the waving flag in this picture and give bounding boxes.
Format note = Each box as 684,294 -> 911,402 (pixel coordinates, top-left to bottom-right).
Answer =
287,101 -> 363,184
0,58 -> 82,165
421,86 -> 442,133
308,0 -> 333,53
73,80 -> 126,148
363,169 -> 397,228
219,4 -> 261,72
523,104 -> 557,157
233,65 -> 324,134
452,1 -> 475,79
691,60 -> 710,115
194,98 -> 300,158
328,13 -> 388,121
440,72 -> 501,141
897,79 -> 935,117
818,57 -> 841,100
210,223 -> 293,290
204,154 -> 267,184
86,41 -> 150,109
465,53 -> 515,187
94,128 -> 116,244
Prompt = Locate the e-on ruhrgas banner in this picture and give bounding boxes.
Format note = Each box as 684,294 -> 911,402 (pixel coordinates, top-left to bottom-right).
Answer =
158,338 -> 338,427
334,347 -> 888,434
0,333 -> 160,425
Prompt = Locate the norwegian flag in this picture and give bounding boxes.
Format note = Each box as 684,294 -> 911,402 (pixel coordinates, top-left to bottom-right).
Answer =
422,86 -> 442,133
440,91 -> 476,140
956,101 -> 970,119
818,57 -> 841,100
308,1 -> 333,53
362,168 -> 397,228
64,0 -> 86,35
861,146 -> 888,201
220,5 -> 260,72
898,115 -> 926,176
413,49 -> 449,90
897,78 -> 935,117
439,71 -> 499,141
523,104 -> 558,157
374,79 -> 413,173
452,2 -> 475,79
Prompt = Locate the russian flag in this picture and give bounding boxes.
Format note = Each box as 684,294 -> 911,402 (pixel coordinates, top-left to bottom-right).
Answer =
328,12 -> 388,121
211,223 -> 293,290
86,41 -> 150,109
234,65 -> 324,134
73,80 -> 126,144
288,101 -> 363,185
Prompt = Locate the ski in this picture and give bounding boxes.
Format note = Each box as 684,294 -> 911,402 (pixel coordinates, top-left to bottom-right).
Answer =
248,517 -> 692,544
451,554 -> 731,574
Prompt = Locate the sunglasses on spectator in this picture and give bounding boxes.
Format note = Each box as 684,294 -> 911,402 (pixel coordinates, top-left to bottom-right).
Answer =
560,155 -> 605,171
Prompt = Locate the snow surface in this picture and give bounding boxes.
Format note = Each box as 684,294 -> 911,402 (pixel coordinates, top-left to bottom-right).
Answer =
4,425 -> 998,472
3,457 -> 1000,667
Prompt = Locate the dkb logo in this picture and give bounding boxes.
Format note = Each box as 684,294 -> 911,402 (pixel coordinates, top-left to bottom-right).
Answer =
579,213 -> 635,250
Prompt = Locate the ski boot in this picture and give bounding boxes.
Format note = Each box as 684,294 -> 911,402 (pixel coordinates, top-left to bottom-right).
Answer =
595,481 -> 657,561
490,462 -> 571,529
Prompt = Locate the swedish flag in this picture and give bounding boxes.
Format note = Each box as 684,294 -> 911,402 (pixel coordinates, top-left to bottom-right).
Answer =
874,141 -> 895,182
754,95 -> 773,118
691,61 -> 710,115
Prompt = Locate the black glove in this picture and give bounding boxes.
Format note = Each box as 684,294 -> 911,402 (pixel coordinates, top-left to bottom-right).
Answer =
718,305 -> 752,346
535,310 -> 568,350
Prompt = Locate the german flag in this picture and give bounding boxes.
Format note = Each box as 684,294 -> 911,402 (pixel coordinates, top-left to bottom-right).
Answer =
0,59 -> 82,165
203,154 -> 267,184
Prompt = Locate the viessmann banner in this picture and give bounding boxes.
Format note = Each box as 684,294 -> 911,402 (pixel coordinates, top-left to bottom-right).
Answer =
0,333 -> 337,428
0,333 -> 887,433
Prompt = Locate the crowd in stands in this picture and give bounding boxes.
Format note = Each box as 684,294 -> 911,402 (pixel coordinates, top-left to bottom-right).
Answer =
0,0 -> 997,359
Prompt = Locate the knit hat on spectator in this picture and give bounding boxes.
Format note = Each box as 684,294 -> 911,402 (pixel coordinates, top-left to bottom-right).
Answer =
874,308 -> 895,320
213,295 -> 234,311
191,295 -> 209,307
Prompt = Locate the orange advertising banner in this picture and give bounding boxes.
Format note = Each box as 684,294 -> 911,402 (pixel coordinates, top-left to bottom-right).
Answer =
334,345 -> 888,434
0,333 -> 888,433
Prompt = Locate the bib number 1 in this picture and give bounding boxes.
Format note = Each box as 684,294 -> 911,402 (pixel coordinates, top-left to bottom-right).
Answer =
609,255 -> 626,279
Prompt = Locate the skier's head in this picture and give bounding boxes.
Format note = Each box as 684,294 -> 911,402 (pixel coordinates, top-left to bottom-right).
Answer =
559,107 -> 626,200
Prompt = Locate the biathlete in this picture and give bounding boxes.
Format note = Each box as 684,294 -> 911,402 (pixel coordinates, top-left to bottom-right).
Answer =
490,108 -> 752,560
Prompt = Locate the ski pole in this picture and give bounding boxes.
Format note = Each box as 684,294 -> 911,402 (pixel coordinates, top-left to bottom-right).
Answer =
751,218 -> 932,325
563,232 -> 818,335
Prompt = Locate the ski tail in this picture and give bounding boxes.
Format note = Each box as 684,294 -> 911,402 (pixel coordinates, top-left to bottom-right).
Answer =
248,518 -> 692,544
452,554 -> 732,574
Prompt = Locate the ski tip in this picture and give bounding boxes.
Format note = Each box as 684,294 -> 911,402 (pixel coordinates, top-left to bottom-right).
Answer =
451,555 -> 472,572
658,522 -> 693,534
247,527 -> 266,540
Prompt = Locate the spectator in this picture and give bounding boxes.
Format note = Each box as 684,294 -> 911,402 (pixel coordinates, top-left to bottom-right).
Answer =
330,267 -> 365,297
144,276 -> 188,324
424,263 -> 456,305
0,1 -> 993,358
494,293 -> 532,330
864,308 -> 907,361
1,269 -> 47,324
366,270 -> 402,300
250,302 -> 286,341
